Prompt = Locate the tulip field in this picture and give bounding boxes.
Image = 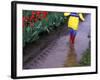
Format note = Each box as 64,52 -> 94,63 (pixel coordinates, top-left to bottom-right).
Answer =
23,10 -> 66,47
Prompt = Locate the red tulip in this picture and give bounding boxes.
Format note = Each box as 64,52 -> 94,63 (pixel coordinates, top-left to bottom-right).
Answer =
34,18 -> 38,22
22,21 -> 24,28
30,15 -> 35,22
30,22 -> 34,27
32,11 -> 35,15
22,16 -> 26,27
23,16 -> 29,22
22,16 -> 29,28
36,11 -> 41,16
42,11 -> 48,18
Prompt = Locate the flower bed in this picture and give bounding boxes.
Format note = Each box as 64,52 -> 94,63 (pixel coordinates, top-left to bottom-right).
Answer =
23,10 -> 66,47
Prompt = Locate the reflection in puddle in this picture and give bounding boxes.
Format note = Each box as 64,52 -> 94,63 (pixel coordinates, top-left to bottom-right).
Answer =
64,45 -> 78,67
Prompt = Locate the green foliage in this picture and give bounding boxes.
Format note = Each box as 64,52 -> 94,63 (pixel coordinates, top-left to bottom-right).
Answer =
23,11 -> 66,47
79,48 -> 91,66
23,10 -> 32,16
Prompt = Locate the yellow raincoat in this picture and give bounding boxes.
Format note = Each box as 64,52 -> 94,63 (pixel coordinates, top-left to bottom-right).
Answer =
64,12 -> 85,30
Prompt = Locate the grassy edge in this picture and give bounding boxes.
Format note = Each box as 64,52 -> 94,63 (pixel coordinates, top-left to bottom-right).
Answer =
79,48 -> 91,66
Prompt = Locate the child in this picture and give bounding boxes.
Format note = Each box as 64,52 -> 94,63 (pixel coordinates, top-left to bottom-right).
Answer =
64,12 -> 85,45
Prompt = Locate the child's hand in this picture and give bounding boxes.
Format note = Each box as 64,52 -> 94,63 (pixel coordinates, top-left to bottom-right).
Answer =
64,12 -> 70,16
82,18 -> 85,21
79,13 -> 85,21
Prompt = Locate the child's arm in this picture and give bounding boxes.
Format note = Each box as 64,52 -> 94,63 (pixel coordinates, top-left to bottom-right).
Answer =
79,13 -> 85,21
64,12 -> 71,16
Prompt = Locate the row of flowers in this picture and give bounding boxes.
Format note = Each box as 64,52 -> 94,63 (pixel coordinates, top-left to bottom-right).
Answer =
23,11 -> 48,28
23,11 -> 65,47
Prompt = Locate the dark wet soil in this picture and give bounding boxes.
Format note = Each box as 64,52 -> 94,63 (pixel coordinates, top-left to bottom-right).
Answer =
23,24 -> 67,68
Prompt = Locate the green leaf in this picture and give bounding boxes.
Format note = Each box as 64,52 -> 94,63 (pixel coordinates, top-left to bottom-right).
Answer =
26,26 -> 31,33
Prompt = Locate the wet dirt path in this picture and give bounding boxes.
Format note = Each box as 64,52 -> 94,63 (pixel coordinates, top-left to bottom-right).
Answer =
23,14 -> 90,69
